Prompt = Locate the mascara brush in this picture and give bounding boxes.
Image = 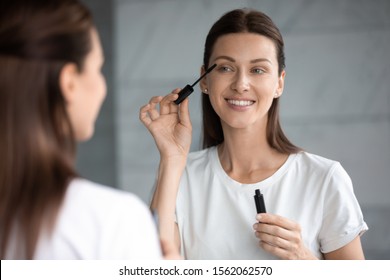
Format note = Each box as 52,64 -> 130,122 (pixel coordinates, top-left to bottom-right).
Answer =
174,63 -> 217,105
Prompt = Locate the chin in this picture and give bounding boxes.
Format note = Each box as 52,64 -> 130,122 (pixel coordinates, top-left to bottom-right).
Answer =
224,120 -> 253,129
75,128 -> 94,142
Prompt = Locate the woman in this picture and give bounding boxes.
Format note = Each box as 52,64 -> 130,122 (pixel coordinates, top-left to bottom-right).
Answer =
0,0 -> 162,259
140,8 -> 368,259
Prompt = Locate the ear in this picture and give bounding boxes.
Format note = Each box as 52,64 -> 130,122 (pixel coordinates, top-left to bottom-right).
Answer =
275,70 -> 286,98
59,63 -> 79,103
199,65 -> 208,94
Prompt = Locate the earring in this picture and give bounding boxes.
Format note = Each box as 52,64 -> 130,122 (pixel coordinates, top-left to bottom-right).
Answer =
203,88 -> 208,93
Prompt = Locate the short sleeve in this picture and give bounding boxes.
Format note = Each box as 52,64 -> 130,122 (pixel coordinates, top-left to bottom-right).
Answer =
318,163 -> 368,253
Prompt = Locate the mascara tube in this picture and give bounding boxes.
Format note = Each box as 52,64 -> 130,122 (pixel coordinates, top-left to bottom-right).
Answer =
254,189 -> 266,214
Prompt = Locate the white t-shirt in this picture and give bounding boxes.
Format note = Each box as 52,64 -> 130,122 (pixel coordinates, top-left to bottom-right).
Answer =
176,147 -> 368,259
7,178 -> 162,259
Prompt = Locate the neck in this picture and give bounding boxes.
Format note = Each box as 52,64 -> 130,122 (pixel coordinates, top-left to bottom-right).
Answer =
218,122 -> 288,183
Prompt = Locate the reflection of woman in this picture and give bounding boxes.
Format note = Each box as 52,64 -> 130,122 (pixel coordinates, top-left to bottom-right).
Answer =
0,0 -> 160,259
140,8 -> 368,259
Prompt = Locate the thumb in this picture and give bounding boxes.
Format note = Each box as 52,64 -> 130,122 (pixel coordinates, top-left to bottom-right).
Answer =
178,97 -> 191,127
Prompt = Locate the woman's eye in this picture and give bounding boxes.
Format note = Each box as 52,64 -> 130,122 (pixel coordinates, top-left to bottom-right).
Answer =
218,66 -> 233,72
251,68 -> 265,74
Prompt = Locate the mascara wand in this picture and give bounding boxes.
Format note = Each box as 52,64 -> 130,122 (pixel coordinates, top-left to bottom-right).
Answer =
174,63 -> 217,105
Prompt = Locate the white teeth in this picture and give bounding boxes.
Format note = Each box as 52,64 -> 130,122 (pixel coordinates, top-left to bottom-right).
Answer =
227,99 -> 254,106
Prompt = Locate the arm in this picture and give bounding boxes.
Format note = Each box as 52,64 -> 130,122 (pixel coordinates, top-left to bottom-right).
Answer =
320,163 -> 367,259
140,89 -> 192,250
323,236 -> 365,259
151,158 -> 184,250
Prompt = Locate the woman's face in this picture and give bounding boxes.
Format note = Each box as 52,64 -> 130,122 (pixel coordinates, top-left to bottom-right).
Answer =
67,28 -> 106,141
201,32 -> 285,131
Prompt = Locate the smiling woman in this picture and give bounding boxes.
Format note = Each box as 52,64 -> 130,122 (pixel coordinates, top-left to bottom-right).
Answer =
140,8 -> 368,260
201,33 -> 284,132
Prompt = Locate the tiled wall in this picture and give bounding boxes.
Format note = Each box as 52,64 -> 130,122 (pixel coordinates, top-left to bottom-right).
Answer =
81,0 -> 390,259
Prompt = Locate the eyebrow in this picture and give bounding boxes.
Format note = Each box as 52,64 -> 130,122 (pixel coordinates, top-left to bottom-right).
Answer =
213,55 -> 272,64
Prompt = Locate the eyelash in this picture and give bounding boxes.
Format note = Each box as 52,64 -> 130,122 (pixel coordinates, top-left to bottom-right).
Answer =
217,66 -> 233,72
251,68 -> 265,74
217,66 -> 266,74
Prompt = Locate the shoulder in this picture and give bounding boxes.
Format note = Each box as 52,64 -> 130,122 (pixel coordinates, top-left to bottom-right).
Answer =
291,152 -> 351,188
295,152 -> 346,176
62,178 -> 154,233
66,178 -> 147,212
295,151 -> 352,190
296,151 -> 339,169
185,147 -> 216,174
186,146 -> 216,166
52,178 -> 160,259
187,147 -> 214,162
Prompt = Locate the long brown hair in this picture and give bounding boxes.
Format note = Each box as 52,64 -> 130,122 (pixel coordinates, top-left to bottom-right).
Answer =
0,0 -> 93,259
202,8 -> 301,153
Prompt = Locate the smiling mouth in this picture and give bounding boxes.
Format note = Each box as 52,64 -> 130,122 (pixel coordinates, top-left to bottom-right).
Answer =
226,99 -> 255,106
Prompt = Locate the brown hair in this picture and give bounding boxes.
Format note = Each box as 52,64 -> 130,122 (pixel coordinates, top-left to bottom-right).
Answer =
202,8 -> 301,153
0,0 -> 93,259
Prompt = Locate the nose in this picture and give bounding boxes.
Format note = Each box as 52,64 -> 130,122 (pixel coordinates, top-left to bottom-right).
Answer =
231,71 -> 250,93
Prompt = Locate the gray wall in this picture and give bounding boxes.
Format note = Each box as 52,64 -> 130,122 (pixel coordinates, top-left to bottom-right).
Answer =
81,0 -> 390,259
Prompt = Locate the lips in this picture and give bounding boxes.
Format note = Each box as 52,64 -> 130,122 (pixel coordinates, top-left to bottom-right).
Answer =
226,99 -> 255,106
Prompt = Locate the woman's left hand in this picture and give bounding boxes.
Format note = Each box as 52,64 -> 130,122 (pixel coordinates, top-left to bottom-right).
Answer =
253,213 -> 318,260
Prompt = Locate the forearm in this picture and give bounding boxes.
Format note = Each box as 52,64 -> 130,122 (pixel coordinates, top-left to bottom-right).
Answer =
151,156 -> 186,243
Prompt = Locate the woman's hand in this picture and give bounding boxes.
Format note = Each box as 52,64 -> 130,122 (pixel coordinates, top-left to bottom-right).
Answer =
139,89 -> 192,160
253,214 -> 318,260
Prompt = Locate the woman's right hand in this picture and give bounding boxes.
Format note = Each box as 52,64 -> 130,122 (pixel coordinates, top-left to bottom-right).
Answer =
139,89 -> 192,160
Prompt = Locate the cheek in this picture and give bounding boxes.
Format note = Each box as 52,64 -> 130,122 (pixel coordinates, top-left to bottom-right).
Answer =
96,73 -> 107,101
255,78 -> 279,97
207,81 -> 228,104
207,93 -> 226,120
86,72 -> 106,104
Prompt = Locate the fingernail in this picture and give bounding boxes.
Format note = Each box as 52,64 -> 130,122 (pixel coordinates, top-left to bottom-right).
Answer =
257,214 -> 263,221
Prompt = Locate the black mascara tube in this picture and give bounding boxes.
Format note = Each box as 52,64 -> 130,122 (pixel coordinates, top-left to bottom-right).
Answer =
254,189 -> 266,214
